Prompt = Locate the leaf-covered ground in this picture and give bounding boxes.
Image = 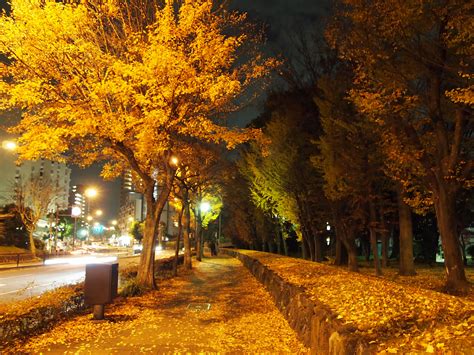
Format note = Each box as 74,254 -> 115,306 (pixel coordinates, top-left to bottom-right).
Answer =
357,264 -> 474,301
0,283 -> 82,317
7,256 -> 308,354
241,250 -> 473,354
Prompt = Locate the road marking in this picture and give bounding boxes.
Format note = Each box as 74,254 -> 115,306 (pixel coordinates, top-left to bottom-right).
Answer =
0,289 -> 21,296
0,273 -> 33,280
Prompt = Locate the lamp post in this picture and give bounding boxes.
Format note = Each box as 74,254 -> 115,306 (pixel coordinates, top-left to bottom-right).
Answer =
85,187 -> 98,217
86,215 -> 93,242
84,187 -> 98,243
71,206 -> 81,250
198,201 -> 211,259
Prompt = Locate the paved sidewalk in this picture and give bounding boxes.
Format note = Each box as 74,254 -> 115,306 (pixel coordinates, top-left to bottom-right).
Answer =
9,256 -> 308,354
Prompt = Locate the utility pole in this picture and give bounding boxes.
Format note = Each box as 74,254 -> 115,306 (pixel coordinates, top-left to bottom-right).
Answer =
54,203 -> 59,253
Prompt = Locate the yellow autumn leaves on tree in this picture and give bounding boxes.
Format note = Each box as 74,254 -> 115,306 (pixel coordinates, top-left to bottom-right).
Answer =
0,0 -> 273,169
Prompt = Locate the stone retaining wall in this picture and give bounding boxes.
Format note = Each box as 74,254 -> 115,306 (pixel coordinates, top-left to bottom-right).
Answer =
222,249 -> 373,354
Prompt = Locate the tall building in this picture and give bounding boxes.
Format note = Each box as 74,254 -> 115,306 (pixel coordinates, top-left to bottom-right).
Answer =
0,143 -> 71,211
117,170 -> 144,236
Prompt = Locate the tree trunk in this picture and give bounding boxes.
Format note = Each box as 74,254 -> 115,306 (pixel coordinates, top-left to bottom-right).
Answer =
335,236 -> 348,266
28,229 -> 37,257
397,186 -> 416,275
281,232 -> 288,256
369,226 -> 381,276
380,215 -> 389,268
335,236 -> 343,265
369,201 -> 382,276
137,207 -> 158,288
276,231 -> 282,255
333,204 -> 347,266
460,233 -> 467,266
313,233 -> 322,262
196,207 -> 202,261
344,238 -> 359,272
183,197 -> 192,270
173,205 -> 184,277
268,240 -> 275,253
362,237 -> 370,262
434,184 -> 468,292
381,232 -> 389,268
137,179 -> 172,289
340,222 -> 357,271
390,226 -> 400,259
301,235 -> 308,259
200,227 -> 205,259
303,226 -> 315,261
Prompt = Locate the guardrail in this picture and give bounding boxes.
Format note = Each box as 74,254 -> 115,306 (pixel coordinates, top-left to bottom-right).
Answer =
0,251 -> 69,268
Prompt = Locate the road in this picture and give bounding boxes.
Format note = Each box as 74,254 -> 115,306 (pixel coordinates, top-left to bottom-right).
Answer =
0,250 -> 176,303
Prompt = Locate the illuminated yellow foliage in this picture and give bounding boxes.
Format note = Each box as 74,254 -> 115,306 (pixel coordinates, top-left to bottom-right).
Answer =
0,0 -> 274,179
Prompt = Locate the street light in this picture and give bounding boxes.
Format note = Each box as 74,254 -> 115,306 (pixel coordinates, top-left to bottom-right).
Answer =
71,206 -> 82,250
197,201 -> 212,259
95,209 -> 103,217
2,140 -> 17,151
200,201 -> 211,213
85,187 -> 98,198
86,216 -> 93,241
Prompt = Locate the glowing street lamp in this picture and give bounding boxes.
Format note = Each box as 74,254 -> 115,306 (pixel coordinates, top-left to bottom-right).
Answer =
95,209 -> 103,217
200,201 -> 211,213
2,140 -> 17,151
85,187 -> 98,198
170,156 -> 179,166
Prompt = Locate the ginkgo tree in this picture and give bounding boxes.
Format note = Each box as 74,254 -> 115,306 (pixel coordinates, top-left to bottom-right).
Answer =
0,0 -> 273,288
241,90 -> 326,261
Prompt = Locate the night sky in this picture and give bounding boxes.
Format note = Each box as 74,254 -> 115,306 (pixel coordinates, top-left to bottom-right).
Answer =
1,0 -> 330,222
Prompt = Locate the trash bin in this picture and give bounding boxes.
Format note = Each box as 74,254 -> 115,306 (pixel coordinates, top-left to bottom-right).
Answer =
84,262 -> 118,319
